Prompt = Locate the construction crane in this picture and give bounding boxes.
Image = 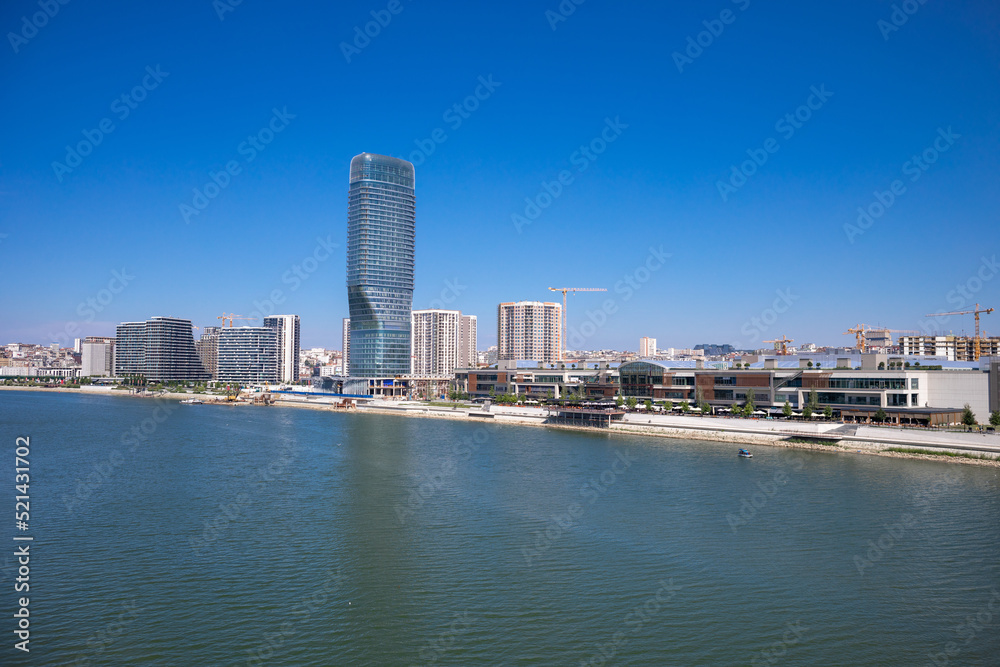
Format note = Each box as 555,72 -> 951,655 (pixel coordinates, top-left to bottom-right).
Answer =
216,313 -> 254,328
763,335 -> 794,355
547,287 -> 607,359
926,303 -> 995,360
843,325 -> 919,352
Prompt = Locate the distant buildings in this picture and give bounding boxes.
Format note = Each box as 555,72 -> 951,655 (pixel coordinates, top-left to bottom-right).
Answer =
694,343 -> 736,356
264,314 -> 300,383
639,337 -> 657,357
479,345 -> 498,366
497,301 -> 562,363
347,153 -> 415,378
217,327 -> 277,384
195,327 -> 221,379
114,317 -> 209,382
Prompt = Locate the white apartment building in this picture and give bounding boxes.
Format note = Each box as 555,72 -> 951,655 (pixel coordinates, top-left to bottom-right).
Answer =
411,309 -> 461,376
80,340 -> 114,377
217,327 -> 277,384
342,318 -> 350,376
264,314 -> 301,383
497,301 -> 562,363
640,337 -> 657,357
459,314 -> 477,369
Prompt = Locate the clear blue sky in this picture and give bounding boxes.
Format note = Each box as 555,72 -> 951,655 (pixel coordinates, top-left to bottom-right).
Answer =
2,0 -> 999,351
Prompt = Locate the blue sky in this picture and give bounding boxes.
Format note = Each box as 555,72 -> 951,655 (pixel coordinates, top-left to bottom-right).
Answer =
2,0 -> 999,351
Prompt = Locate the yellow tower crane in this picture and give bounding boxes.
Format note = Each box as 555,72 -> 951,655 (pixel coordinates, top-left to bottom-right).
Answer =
763,335 -> 794,355
843,325 -> 919,352
925,303 -> 995,360
547,287 -> 607,359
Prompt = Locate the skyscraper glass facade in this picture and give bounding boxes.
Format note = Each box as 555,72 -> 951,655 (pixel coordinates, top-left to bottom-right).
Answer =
347,153 -> 415,377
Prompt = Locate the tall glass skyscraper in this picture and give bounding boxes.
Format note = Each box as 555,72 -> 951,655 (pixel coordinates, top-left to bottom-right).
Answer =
347,153 -> 415,377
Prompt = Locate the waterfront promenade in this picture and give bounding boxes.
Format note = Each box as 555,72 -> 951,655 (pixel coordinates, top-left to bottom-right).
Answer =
5,385 -> 999,463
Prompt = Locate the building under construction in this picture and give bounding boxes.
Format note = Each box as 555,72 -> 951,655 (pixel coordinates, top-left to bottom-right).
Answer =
899,335 -> 1000,362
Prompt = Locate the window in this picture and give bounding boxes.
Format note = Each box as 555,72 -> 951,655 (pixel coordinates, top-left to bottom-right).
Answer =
911,378 -> 919,389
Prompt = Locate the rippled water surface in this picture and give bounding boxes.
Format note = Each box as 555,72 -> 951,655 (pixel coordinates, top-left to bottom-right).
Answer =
1,390 -> 998,665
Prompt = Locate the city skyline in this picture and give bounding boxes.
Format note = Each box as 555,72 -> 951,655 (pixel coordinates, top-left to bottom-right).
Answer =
2,1 -> 999,350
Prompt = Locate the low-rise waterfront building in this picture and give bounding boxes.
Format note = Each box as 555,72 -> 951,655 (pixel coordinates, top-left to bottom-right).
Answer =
617,358 -> 992,424
454,359 -> 619,400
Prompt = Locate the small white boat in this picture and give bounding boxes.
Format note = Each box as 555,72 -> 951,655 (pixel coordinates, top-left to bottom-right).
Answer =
738,449 -> 753,458
180,398 -> 204,405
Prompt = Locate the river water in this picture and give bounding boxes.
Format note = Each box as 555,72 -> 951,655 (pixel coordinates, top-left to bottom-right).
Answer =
1,390 -> 998,665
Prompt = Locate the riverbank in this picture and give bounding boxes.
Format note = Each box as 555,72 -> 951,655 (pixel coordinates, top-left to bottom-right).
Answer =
4,385 -> 999,466
352,402 -> 1000,467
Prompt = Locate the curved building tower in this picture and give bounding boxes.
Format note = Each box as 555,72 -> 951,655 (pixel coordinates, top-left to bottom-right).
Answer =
347,153 -> 415,378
